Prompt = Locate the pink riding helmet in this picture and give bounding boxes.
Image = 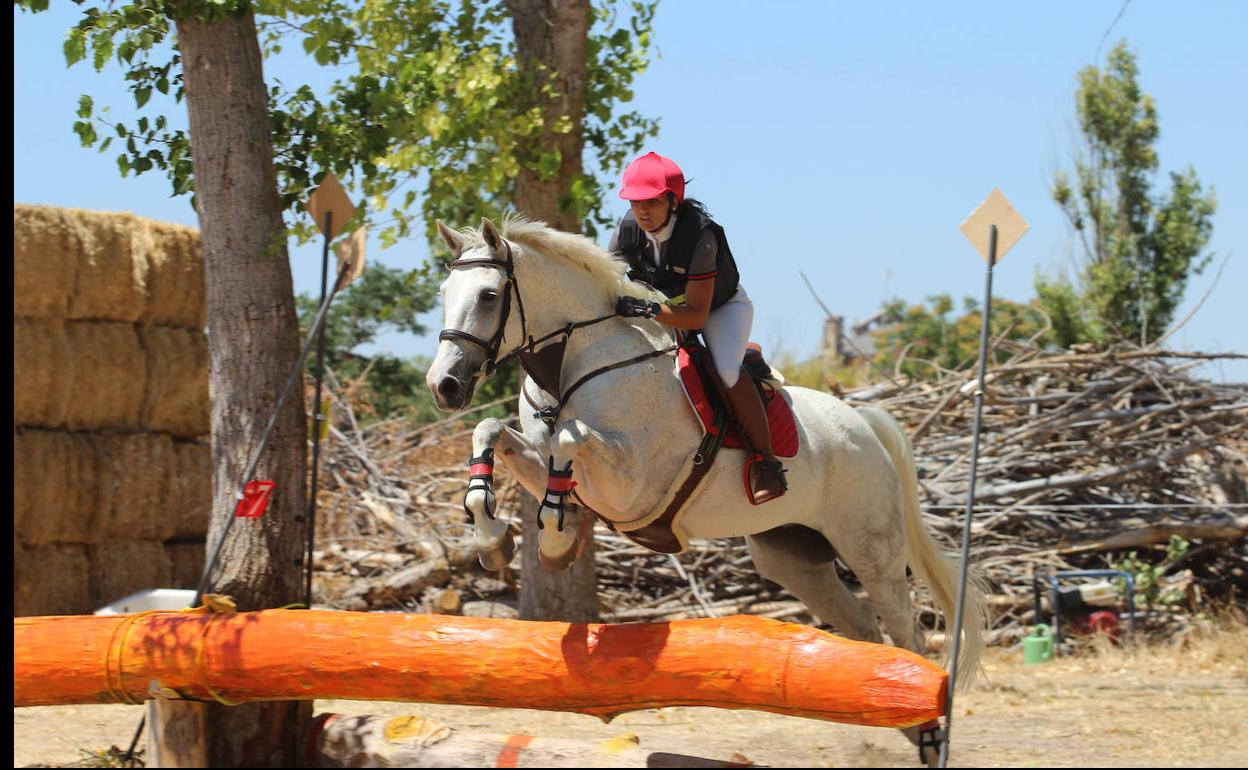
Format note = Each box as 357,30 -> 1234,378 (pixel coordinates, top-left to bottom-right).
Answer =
619,152 -> 685,204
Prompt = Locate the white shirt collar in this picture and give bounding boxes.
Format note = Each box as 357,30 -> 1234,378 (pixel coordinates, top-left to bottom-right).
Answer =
643,212 -> 677,265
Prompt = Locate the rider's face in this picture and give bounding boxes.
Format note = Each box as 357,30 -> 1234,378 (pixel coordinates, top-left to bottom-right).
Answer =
630,195 -> 675,233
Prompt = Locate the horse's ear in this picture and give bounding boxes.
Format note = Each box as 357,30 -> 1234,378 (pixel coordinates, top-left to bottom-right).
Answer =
480,217 -> 503,255
437,220 -> 466,257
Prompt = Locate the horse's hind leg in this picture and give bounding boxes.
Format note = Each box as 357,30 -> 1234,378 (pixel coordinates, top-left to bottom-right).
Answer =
745,526 -> 881,643
824,505 -> 937,764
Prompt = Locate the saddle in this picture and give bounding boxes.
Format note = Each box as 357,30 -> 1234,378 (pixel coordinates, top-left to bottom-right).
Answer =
677,339 -> 799,458
612,333 -> 800,553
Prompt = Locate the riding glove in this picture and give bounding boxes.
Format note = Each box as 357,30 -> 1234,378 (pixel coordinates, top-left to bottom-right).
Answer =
616,297 -> 662,319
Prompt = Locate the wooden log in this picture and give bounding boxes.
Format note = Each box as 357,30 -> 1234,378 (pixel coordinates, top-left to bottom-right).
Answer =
1052,515 -> 1248,555
13,610 -> 946,729
147,697 -> 208,768
310,713 -> 752,768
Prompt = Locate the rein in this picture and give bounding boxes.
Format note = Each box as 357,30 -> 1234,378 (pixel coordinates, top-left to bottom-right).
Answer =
438,236 -> 675,428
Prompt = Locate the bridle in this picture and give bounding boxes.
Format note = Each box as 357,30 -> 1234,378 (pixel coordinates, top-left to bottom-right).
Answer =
437,236 -> 676,427
437,239 -> 526,379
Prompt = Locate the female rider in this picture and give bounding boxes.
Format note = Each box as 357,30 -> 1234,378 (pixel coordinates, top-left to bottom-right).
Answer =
609,151 -> 788,504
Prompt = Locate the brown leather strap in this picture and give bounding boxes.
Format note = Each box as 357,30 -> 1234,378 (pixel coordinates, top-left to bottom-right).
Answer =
615,408 -> 726,553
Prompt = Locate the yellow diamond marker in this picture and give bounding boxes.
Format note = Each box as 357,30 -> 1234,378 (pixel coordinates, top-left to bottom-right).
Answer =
306,172 -> 356,241
334,226 -> 368,291
960,187 -> 1028,263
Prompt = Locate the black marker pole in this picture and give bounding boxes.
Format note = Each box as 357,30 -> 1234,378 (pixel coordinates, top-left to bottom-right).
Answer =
939,223 -> 997,768
305,211 -> 333,607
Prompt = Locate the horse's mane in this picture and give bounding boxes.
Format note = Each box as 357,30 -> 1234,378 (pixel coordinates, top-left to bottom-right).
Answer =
459,215 -> 658,300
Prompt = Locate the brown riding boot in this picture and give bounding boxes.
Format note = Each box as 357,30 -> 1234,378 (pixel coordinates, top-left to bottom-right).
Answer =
723,368 -> 788,504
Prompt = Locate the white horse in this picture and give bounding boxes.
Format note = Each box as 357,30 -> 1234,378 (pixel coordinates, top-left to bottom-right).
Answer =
426,216 -> 986,756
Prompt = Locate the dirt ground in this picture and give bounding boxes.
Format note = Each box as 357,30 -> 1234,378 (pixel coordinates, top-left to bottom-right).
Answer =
14,627 -> 1247,768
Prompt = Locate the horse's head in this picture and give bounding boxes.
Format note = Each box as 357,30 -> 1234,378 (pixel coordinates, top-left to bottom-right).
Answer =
426,218 -> 516,411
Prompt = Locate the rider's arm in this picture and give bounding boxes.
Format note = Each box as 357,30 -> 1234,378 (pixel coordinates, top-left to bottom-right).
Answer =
655,228 -> 718,329
656,278 -> 713,329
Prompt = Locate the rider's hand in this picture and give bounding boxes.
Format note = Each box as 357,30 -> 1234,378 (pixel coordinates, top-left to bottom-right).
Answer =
616,296 -> 662,319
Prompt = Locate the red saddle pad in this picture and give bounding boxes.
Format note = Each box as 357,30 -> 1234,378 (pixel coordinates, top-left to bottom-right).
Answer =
677,347 -> 799,458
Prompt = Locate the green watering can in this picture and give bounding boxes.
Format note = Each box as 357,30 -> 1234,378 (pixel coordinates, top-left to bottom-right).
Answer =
1023,623 -> 1054,665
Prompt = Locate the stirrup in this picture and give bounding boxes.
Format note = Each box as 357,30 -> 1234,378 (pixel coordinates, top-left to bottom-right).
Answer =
744,454 -> 788,506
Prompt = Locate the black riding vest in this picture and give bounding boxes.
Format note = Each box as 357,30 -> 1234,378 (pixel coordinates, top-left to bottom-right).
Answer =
616,204 -> 741,310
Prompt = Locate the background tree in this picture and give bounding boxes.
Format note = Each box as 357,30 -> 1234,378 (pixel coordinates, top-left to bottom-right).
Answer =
873,294 -> 1049,380
23,0 -> 659,759
42,0 -> 658,633
1038,40 -> 1216,348
507,0 -> 599,623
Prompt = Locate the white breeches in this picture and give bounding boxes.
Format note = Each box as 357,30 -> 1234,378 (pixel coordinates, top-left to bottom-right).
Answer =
701,286 -> 753,388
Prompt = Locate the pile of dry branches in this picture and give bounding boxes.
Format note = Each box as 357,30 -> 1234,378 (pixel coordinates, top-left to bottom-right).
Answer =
311,344 -> 1247,645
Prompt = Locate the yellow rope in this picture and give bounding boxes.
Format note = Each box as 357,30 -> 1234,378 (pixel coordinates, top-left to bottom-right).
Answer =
104,601 -> 307,707
103,606 -> 204,705
196,609 -> 246,707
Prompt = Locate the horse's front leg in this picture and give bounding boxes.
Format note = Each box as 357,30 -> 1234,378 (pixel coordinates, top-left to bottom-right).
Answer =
467,417 -> 548,570
537,418 -> 636,572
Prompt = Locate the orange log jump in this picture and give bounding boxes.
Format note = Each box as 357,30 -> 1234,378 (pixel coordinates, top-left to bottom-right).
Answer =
13,610 -> 946,729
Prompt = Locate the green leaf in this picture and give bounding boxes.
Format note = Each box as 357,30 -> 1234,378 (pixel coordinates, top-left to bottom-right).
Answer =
135,86 -> 152,109
64,31 -> 87,66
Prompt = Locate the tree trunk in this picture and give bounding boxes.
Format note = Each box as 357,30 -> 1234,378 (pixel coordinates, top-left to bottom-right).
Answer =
507,0 -> 598,621
174,9 -> 311,766
508,0 -> 590,232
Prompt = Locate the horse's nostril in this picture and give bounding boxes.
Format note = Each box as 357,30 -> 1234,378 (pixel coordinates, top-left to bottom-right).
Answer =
438,376 -> 461,401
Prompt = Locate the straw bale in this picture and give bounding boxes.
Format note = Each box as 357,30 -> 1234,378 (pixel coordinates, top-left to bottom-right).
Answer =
63,321 -> 146,430
14,542 -> 94,616
14,429 -> 102,546
140,326 -> 210,438
65,208 -> 148,322
143,220 -> 206,329
167,542 -> 207,590
13,318 -> 72,428
170,440 -> 212,540
13,204 -> 78,320
88,539 -> 173,608
94,432 -> 176,542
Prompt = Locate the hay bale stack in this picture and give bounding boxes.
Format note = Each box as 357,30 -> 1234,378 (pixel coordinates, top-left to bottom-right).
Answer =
65,209 -> 148,323
13,318 -> 72,427
13,542 -> 94,616
13,429 -> 103,546
141,326 -> 210,437
62,321 -> 147,431
94,432 -> 177,542
13,206 -> 78,320
13,205 -> 212,616
88,539 -> 174,608
167,542 -> 207,590
143,220 -> 205,329
170,440 -> 212,540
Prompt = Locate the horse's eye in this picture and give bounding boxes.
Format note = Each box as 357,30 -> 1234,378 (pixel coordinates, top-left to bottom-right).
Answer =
479,289 -> 499,303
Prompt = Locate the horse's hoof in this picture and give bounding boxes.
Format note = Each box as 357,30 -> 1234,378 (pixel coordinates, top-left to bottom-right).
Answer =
538,536 -> 579,573
903,723 -> 943,767
478,530 -> 515,572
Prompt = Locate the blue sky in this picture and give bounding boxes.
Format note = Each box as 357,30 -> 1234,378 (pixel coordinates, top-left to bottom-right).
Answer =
13,1 -> 1247,381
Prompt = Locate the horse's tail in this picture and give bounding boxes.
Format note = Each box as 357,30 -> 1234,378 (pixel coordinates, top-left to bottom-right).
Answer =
857,405 -> 987,689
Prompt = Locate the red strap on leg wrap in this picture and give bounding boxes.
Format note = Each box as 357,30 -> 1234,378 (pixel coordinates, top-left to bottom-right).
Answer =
546,474 -> 577,493
469,463 -> 494,478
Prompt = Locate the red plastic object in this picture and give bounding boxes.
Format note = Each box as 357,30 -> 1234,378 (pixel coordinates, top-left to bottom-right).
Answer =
234,480 -> 276,518
1085,610 -> 1121,640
